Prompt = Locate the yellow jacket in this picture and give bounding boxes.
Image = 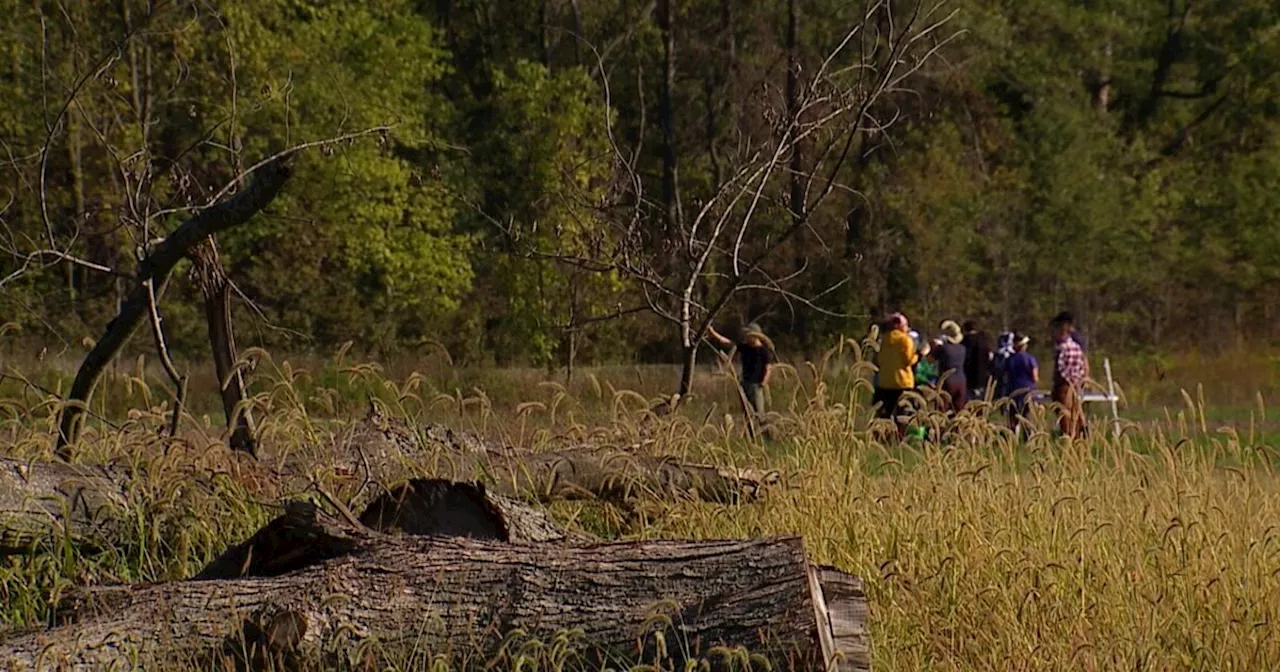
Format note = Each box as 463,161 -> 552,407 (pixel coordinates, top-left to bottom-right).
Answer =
876,329 -> 917,390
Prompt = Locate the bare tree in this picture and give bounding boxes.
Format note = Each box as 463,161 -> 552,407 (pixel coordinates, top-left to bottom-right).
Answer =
0,2 -> 395,459
504,0 -> 960,398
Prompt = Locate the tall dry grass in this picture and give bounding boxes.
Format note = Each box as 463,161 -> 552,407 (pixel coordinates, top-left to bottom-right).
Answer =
1,340 -> 1278,670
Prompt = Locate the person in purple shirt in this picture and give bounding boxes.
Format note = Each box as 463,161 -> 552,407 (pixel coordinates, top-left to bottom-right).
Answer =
1004,333 -> 1039,437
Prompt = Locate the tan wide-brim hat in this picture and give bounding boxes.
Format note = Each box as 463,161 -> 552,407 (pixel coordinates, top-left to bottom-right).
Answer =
739,322 -> 776,352
940,320 -> 964,344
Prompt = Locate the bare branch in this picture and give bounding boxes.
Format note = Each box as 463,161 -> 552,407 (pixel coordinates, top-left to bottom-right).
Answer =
56,158 -> 293,458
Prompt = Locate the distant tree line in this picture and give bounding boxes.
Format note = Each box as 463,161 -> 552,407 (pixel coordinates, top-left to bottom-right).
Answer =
2,0 -> 1277,377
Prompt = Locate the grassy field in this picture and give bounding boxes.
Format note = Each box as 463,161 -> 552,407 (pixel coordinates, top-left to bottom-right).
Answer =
1,340 -> 1279,670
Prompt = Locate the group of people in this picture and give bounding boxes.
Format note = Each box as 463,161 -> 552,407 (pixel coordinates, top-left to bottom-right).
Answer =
872,311 -> 1091,439
703,310 -> 1091,441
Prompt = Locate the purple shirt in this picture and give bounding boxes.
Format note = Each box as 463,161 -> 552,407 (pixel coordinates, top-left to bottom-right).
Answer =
1005,351 -> 1038,395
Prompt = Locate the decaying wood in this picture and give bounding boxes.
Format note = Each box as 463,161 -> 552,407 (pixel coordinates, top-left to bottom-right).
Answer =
0,457 -> 131,554
9,502 -> 869,671
316,409 -> 779,505
6,409 -> 773,555
193,500 -> 367,581
355,478 -> 588,544
0,446 -> 583,555
56,159 -> 292,459
195,479 -> 585,581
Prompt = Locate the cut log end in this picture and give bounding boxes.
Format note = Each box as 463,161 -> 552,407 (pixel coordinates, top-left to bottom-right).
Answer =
811,565 -> 872,672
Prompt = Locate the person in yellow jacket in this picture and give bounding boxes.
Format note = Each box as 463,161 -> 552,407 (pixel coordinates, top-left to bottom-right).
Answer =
874,312 -> 918,438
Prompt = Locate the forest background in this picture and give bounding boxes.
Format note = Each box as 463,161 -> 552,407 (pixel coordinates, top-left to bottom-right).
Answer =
2,0 -> 1278,384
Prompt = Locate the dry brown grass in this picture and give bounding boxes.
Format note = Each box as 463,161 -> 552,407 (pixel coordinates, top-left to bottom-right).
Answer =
2,342 -> 1279,670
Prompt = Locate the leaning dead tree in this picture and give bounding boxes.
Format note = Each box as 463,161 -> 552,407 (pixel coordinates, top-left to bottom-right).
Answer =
0,1 -> 399,459
504,0 -> 960,397
4,490 -> 869,671
54,159 -> 291,459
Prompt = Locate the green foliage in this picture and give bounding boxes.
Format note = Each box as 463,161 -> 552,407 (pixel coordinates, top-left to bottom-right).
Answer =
2,0 -> 1279,367
454,60 -> 623,367
210,0 -> 473,348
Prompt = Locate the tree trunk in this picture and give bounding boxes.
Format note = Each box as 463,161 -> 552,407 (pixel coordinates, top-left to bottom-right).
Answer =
11,505 -> 869,671
570,0 -> 583,65
787,0 -> 808,352
677,342 -> 698,398
56,159 -> 292,459
197,480 -> 587,582
66,105 -> 85,311
659,0 -> 680,229
189,237 -> 257,454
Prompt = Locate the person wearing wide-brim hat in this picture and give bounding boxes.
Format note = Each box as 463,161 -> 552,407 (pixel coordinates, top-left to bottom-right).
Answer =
933,320 -> 969,413
707,321 -> 775,437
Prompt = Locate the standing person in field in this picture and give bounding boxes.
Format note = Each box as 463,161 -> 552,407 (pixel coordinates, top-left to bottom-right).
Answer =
935,320 -> 969,414
1004,333 -> 1039,436
707,322 -> 774,436
962,320 -> 995,400
1051,317 -> 1087,438
873,313 -> 917,438
1052,311 -> 1091,379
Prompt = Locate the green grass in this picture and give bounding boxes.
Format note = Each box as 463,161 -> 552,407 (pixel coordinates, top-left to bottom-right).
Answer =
2,341 -> 1279,670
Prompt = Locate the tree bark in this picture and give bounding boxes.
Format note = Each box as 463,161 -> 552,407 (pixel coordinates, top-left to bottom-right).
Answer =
787,0 -> 808,351
189,237 -> 257,455
5,414 -> 773,553
0,457 -> 131,554
659,0 -> 680,229
10,507 -> 869,671
197,480 -> 586,581
315,409 -> 775,505
56,159 -> 291,459
677,342 -> 698,397
570,0 -> 583,65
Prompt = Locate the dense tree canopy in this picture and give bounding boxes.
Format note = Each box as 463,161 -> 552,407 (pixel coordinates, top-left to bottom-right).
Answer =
2,0 -> 1277,371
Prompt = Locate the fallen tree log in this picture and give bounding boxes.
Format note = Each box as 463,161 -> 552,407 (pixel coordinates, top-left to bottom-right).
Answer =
315,409 -> 779,505
5,407 -> 774,554
0,457 -> 131,554
10,502 -> 869,671
195,479 -> 586,580
354,478 -> 589,544
0,448 -> 586,554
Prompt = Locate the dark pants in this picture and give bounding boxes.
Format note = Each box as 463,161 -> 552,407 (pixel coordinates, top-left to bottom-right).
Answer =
741,381 -> 766,437
941,378 -> 968,414
1008,391 -> 1033,435
872,387 -> 908,437
741,382 -> 765,415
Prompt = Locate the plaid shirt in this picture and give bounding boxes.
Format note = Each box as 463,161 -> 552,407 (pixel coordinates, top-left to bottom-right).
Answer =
1054,338 -> 1086,387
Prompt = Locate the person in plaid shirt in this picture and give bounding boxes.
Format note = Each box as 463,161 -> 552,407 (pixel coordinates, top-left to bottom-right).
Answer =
1051,317 -> 1087,438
